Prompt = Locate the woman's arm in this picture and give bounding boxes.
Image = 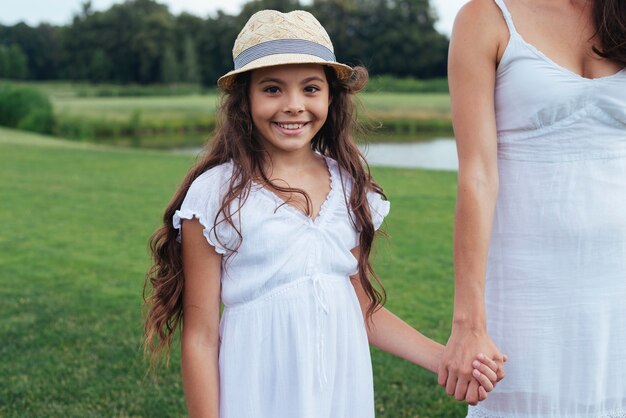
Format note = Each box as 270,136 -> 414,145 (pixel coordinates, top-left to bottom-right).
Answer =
438,0 -> 509,405
181,218 -> 222,418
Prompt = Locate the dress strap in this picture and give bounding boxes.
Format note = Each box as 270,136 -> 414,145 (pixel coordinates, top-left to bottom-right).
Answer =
493,0 -> 519,36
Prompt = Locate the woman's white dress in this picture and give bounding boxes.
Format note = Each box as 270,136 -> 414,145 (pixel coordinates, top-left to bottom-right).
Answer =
469,1 -> 626,417
173,156 -> 389,418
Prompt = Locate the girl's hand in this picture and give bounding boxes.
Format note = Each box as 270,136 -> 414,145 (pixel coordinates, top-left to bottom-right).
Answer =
470,353 -> 507,402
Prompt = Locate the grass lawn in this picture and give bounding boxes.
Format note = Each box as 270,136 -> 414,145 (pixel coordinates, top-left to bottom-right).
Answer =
0,127 -> 466,417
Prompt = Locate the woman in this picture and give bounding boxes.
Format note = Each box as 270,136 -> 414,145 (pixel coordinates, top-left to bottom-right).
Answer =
438,0 -> 626,416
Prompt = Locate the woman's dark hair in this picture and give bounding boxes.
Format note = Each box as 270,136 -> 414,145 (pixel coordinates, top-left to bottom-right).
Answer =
593,0 -> 626,65
143,65 -> 386,366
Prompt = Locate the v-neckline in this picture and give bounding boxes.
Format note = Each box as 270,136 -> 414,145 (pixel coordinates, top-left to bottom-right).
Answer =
499,0 -> 626,81
253,155 -> 336,225
516,33 -> 626,81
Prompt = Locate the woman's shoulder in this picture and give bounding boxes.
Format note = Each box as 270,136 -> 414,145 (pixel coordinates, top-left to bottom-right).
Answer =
456,0 -> 505,22
449,0 -> 510,77
452,0 -> 509,53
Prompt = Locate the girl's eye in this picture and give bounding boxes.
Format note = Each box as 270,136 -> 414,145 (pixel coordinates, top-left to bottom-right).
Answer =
264,86 -> 280,94
305,86 -> 320,93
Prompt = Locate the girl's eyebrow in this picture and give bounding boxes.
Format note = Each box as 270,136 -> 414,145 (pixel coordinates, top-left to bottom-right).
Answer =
258,77 -> 284,84
257,76 -> 326,84
301,76 -> 326,84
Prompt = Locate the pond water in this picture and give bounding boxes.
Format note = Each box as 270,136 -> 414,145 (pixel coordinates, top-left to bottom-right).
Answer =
177,137 -> 458,171
359,137 -> 457,171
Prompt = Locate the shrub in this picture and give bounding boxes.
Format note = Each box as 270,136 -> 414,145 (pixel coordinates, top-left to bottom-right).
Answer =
366,76 -> 449,93
75,83 -> 207,97
0,84 -> 54,134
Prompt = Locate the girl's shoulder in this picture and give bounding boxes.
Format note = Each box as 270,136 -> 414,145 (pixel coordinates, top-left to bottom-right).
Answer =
192,160 -> 234,186
187,160 -> 235,196
181,161 -> 236,210
326,155 -> 389,228
175,161 -> 236,252
326,155 -> 382,196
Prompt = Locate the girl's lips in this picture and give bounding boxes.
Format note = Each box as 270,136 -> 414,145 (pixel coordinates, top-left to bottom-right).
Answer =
274,122 -> 308,129
272,121 -> 309,136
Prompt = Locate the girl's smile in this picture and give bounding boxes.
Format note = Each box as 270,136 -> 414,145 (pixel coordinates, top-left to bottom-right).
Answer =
272,121 -> 310,136
250,64 -> 330,156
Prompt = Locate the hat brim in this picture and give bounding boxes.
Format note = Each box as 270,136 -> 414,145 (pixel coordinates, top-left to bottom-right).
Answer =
217,53 -> 354,90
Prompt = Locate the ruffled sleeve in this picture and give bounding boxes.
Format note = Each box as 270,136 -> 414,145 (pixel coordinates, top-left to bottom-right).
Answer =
367,190 -> 390,231
173,163 -> 233,255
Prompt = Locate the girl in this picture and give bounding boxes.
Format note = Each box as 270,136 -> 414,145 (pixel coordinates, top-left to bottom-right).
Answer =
144,10 -> 501,418
441,0 -> 626,416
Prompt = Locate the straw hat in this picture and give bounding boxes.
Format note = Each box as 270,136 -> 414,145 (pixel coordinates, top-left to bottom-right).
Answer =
217,10 -> 354,89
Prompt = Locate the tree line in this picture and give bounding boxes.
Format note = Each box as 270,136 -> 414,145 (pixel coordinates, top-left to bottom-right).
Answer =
0,0 -> 449,87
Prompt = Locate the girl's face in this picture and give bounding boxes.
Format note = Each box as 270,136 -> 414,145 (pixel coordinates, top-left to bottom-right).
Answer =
249,64 -> 330,157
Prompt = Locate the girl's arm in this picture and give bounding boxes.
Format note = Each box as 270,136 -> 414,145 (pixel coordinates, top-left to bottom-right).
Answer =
438,0 -> 509,405
350,250 -> 498,404
181,218 -> 222,418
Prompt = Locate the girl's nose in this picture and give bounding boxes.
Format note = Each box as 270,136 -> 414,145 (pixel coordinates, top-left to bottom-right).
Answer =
283,94 -> 305,114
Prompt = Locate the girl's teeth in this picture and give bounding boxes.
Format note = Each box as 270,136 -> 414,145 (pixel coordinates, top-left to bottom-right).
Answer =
278,123 -> 304,130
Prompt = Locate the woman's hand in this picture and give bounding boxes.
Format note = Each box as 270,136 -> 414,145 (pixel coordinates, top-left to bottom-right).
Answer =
438,326 -> 506,405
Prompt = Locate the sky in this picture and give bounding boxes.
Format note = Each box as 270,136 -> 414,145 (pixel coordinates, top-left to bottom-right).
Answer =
0,0 -> 468,35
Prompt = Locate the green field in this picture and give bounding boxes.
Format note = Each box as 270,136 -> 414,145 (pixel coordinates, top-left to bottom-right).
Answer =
49,92 -> 450,120
4,81 -> 452,147
10,81 -> 451,121
53,95 -> 221,122
0,127 -> 466,417
49,91 -> 452,147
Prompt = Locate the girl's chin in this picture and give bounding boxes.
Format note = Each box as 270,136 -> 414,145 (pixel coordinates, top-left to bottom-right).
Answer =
261,138 -> 317,155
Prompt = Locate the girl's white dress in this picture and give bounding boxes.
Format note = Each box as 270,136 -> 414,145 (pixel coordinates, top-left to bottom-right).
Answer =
468,1 -> 626,417
174,156 -> 389,418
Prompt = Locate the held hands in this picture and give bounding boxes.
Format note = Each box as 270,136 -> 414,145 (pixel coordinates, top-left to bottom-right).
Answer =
467,353 -> 502,403
438,327 -> 506,405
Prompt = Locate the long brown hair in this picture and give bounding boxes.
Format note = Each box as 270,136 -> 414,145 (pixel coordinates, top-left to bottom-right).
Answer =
593,0 -> 626,65
143,65 -> 387,365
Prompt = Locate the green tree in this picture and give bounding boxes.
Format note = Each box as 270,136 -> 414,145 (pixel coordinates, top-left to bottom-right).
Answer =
0,22 -> 61,80
182,36 -> 200,84
197,12 -> 240,86
310,0 -> 448,78
90,49 -> 111,82
6,44 -> 28,79
58,4 -> 106,80
0,46 -> 7,78
59,0 -> 176,83
132,10 -> 175,83
161,44 -> 179,84
238,0 -> 301,21
4,0 -> 449,84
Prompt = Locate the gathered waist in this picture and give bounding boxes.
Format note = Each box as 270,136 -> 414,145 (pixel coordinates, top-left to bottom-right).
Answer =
496,102 -> 626,162
223,273 -> 348,313
497,124 -> 626,163
498,142 -> 626,163
221,273 -> 353,388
